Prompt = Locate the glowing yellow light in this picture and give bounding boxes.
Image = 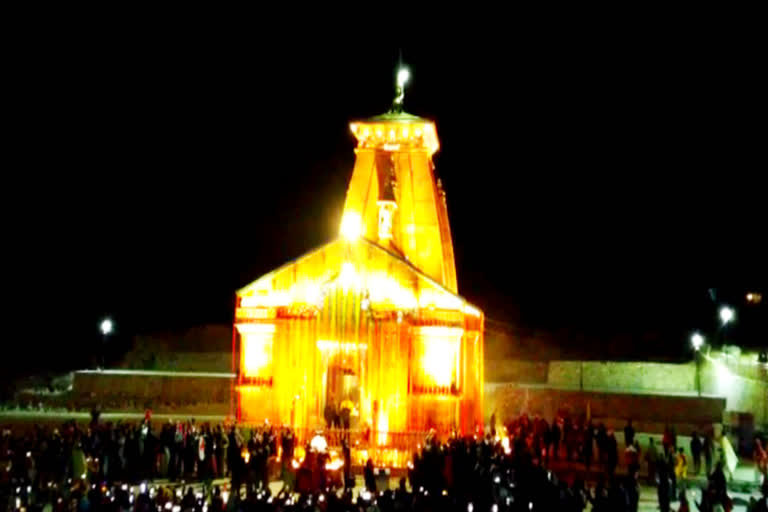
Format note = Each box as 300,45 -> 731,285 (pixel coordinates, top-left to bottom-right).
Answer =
377,412 -> 389,446
402,127 -> 409,138
240,292 -> 290,308
418,326 -> 463,388
463,303 -> 481,317
325,457 -> 344,471
241,324 -> 275,378
237,323 -> 276,335
375,128 -> 383,138
414,128 -> 422,137
350,123 -> 358,134
419,326 -> 464,337
340,211 -> 363,240
419,289 -> 464,310
501,436 -> 511,455
339,262 -> 359,288
317,340 -> 368,351
421,338 -> 458,387
389,129 -> 395,139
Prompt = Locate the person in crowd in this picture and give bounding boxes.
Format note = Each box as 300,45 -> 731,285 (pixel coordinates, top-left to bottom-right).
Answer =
704,432 -> 714,476
678,489 -> 691,512
550,415 -> 562,461
710,461 -> 728,504
645,436 -> 659,484
755,437 -> 768,484
582,420 -> 594,473
625,439 -> 639,476
596,422 -> 608,469
339,397 -> 354,430
605,429 -> 618,479
691,431 -> 703,475
324,397 -> 336,430
363,457 -> 376,493
675,446 -> 688,491
657,455 -> 672,512
666,444 -> 678,503
624,419 -> 635,447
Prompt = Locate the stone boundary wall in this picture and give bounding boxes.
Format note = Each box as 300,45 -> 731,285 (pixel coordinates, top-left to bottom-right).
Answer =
73,371 -> 233,410
485,384 -> 727,434
558,360 -> 695,393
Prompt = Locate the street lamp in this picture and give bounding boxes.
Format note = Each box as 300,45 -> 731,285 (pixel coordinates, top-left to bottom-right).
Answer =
719,306 -> 734,349
719,306 -> 734,325
99,318 -> 113,369
100,318 -> 113,336
691,332 -> 705,396
691,333 -> 705,351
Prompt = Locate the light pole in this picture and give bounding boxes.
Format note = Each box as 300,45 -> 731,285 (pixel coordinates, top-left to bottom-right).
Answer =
99,318 -> 113,370
691,333 -> 705,396
719,306 -> 734,347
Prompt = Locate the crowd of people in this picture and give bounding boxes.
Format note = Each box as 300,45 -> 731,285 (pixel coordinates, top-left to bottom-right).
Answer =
0,410 -> 766,512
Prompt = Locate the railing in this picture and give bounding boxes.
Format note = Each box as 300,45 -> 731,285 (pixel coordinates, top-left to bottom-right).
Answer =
236,425 -> 439,468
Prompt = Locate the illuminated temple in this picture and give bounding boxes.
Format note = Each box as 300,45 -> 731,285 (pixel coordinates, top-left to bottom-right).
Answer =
234,81 -> 484,452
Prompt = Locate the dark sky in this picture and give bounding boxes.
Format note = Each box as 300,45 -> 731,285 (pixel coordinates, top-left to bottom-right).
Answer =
5,29 -> 765,375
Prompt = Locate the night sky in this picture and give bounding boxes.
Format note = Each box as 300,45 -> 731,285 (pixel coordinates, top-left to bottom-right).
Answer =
6,32 -> 765,376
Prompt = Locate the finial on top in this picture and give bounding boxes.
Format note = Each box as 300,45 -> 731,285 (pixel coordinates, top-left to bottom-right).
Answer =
391,66 -> 410,114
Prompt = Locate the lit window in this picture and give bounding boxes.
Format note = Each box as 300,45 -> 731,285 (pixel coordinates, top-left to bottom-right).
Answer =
240,324 -> 275,386
411,326 -> 463,394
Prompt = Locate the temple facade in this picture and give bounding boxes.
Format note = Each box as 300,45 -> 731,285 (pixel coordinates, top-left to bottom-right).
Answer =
234,105 -> 484,446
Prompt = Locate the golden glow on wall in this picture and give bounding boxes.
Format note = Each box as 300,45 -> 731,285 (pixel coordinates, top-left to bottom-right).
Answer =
239,324 -> 275,380
414,326 -> 463,390
338,262 -> 359,289
317,340 -> 368,352
377,412 -> 389,446
340,211 -> 363,240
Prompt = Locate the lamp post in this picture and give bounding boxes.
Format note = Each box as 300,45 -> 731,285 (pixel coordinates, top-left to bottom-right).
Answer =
99,318 -> 113,370
691,333 -> 705,396
719,306 -> 734,347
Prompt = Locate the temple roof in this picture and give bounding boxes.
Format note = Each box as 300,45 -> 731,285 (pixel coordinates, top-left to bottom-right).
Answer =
359,111 -> 429,124
237,237 -> 480,316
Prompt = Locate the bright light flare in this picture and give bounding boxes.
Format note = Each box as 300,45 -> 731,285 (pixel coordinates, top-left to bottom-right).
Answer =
719,306 -> 735,325
340,211 -> 363,240
418,327 -> 462,388
397,68 -> 410,88
242,327 -> 274,378
100,318 -> 113,335
691,333 -> 704,351
377,412 -> 389,446
339,262 -> 359,288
